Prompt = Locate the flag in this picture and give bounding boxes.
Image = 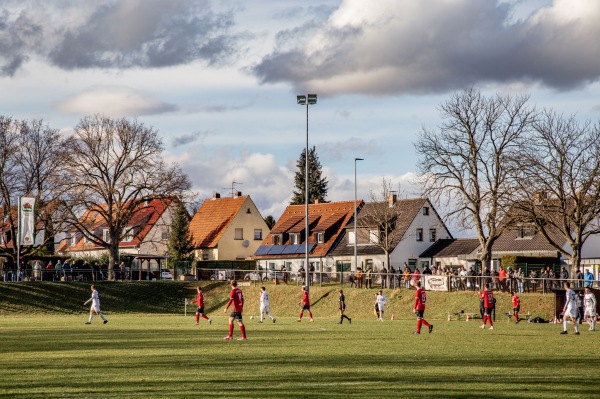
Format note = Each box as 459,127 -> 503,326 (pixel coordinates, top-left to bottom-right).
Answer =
19,197 -> 36,246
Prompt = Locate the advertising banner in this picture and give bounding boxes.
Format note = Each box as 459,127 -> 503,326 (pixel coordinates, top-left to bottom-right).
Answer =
424,274 -> 449,291
18,197 -> 36,246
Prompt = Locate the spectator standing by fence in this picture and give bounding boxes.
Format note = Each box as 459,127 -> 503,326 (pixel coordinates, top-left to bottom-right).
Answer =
498,267 -> 507,292
403,266 -> 411,289
468,267 -> 476,291
413,268 -> 421,288
55,260 -> 63,281
559,267 -> 569,288
575,267 -> 584,288
380,266 -> 387,289
356,267 -> 363,289
365,266 -> 373,289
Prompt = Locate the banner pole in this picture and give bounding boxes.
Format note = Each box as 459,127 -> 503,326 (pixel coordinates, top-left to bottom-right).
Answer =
17,198 -> 21,281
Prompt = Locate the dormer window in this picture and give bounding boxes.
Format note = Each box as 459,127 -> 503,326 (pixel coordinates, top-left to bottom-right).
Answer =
123,227 -> 134,242
290,233 -> 300,245
517,226 -> 535,239
316,232 -> 324,243
272,234 -> 282,245
71,234 -> 78,245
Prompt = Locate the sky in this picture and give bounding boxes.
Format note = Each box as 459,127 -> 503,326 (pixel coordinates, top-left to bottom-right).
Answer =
1,0 -> 599,236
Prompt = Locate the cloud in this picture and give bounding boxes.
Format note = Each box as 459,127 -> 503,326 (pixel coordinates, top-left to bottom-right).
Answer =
171,131 -> 208,148
0,0 -> 244,75
318,138 -> 380,162
55,86 -> 177,117
252,0 -> 600,95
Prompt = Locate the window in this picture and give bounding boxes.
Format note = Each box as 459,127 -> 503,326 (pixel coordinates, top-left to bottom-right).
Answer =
369,230 -> 379,244
517,226 -> 535,239
254,229 -> 262,240
316,232 -> 324,243
429,228 -> 437,242
71,235 -> 78,245
290,233 -> 300,245
348,231 -> 356,245
273,234 -> 282,245
416,228 -> 423,242
202,253 -> 209,261
161,230 -> 169,240
235,228 -> 243,240
423,207 -> 429,216
123,227 -> 134,242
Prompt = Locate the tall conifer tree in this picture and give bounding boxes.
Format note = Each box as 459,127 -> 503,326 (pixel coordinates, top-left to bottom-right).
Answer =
291,146 -> 328,205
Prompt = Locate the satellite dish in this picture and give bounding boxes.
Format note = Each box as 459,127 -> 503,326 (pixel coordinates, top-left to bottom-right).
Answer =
243,240 -> 249,247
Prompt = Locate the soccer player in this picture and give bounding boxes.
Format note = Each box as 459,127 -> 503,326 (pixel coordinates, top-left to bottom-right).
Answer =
511,292 -> 521,323
337,290 -> 351,324
84,285 -> 108,325
297,286 -> 313,322
223,280 -> 247,340
480,284 -> 494,330
259,286 -> 276,323
413,281 -> 433,334
584,286 -> 596,331
191,286 -> 211,326
376,290 -> 387,321
560,282 -> 579,335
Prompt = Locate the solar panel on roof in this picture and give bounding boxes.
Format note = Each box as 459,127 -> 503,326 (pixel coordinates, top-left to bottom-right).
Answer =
268,245 -> 286,255
254,246 -> 271,256
282,244 -> 300,254
295,243 -> 316,254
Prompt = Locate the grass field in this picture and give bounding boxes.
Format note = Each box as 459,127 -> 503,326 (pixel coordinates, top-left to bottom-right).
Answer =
0,282 -> 597,398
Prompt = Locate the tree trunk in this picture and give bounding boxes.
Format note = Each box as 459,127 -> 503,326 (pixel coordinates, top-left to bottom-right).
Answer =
108,241 -> 118,281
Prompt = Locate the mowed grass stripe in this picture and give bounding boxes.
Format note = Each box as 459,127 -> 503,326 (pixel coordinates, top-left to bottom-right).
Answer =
1,315 -> 600,398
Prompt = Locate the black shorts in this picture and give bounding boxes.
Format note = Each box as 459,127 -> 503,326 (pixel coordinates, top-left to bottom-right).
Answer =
484,307 -> 493,316
415,309 -> 425,319
196,306 -> 205,314
302,305 -> 311,311
513,306 -> 520,313
339,305 -> 346,311
230,312 -> 243,321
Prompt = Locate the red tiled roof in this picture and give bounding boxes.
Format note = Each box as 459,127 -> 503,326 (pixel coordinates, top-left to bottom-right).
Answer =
56,198 -> 173,252
188,196 -> 248,248
257,200 -> 357,259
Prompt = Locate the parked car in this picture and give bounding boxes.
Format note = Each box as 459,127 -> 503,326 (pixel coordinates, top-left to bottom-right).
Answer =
161,270 -> 173,280
210,270 -> 230,281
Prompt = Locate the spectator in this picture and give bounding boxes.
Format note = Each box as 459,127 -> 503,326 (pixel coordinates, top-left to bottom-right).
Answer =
547,267 -> 556,289
33,261 -> 42,281
389,266 -> 396,289
413,268 -> 421,288
403,266 -> 411,289
46,261 -> 55,281
492,269 -> 499,290
529,269 -> 538,293
356,267 -> 363,289
365,266 -> 373,289
422,265 -> 432,275
467,267 -> 476,291
380,266 -> 387,289
280,265 -> 288,284
540,268 -> 549,294
574,267 -> 584,289
298,266 -> 305,285
459,266 -> 468,291
584,269 -> 594,288
515,268 -> 524,293
63,260 -> 71,281
309,264 -> 315,286
498,267 -> 507,292
559,267 -> 569,288
2,263 -> 9,282
55,260 -> 63,281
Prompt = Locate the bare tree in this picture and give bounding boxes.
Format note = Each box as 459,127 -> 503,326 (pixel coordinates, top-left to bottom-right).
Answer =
0,117 -> 68,262
514,111 -> 600,272
356,178 -> 407,286
414,88 -> 535,270
62,115 -> 192,279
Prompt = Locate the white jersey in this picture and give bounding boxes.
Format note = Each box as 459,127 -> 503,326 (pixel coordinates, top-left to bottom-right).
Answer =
89,290 -> 100,310
376,294 -> 387,311
584,292 -> 597,315
564,289 -> 577,317
260,291 -> 269,305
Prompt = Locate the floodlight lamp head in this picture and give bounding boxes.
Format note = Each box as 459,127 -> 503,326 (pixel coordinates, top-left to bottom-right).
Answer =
307,94 -> 317,104
297,95 -> 306,105
355,157 -> 364,161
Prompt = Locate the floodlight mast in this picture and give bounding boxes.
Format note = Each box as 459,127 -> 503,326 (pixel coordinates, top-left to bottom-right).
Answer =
296,94 -> 317,291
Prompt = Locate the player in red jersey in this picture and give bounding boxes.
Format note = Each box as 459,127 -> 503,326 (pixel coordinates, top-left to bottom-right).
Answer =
511,292 -> 521,323
297,286 -> 314,322
223,280 -> 247,340
413,281 -> 433,334
480,284 -> 494,329
191,286 -> 211,326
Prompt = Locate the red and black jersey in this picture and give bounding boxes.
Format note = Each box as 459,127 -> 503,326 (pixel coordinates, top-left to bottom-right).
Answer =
414,288 -> 426,311
483,289 -> 494,308
226,288 -> 244,313
511,295 -> 520,308
192,291 -> 204,307
302,290 -> 310,306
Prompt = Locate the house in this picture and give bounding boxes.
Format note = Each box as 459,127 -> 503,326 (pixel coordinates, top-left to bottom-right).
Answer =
188,192 -> 269,261
253,200 -> 356,274
329,196 -> 453,272
419,238 -> 481,271
56,197 -> 176,259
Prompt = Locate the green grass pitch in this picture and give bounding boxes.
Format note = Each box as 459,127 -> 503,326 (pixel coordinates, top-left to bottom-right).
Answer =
1,313 -> 599,398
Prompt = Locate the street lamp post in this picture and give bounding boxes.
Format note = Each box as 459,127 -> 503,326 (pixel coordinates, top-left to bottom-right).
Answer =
354,158 -> 364,277
297,94 -> 317,292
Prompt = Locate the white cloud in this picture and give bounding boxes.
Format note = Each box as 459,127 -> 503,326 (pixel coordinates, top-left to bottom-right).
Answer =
55,86 -> 177,117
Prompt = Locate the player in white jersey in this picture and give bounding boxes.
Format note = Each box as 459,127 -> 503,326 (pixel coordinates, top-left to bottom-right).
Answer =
259,287 -> 276,323
560,282 -> 578,335
84,285 -> 108,325
376,290 -> 387,321
584,286 -> 597,331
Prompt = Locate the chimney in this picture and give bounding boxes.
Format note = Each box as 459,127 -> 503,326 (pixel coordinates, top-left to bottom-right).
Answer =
389,193 -> 397,207
213,192 -> 221,199
236,191 -> 242,197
